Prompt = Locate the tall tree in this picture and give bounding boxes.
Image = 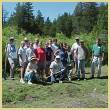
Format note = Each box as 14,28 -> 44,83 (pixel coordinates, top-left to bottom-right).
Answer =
35,10 -> 44,35
43,17 -> 52,35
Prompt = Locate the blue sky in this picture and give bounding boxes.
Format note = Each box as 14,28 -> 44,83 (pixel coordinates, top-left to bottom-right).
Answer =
3,2 -> 77,21
2,2 -> 105,21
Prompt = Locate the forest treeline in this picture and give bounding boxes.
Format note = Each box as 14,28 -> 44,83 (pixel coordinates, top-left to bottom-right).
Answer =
3,2 -> 108,37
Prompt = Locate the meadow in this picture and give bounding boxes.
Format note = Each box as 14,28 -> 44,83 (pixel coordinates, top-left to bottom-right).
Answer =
2,27 -> 108,108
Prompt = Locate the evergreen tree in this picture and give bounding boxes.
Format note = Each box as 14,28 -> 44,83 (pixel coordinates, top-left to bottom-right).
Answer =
43,17 -> 52,35
35,10 -> 44,35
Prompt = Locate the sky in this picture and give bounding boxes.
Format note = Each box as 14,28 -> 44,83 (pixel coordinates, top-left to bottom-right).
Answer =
2,2 -> 77,21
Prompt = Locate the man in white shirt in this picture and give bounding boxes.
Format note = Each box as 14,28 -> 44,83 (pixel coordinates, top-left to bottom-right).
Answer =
18,41 -> 27,84
76,40 -> 88,80
24,37 -> 30,50
71,37 -> 80,74
6,37 -> 17,80
50,55 -> 64,83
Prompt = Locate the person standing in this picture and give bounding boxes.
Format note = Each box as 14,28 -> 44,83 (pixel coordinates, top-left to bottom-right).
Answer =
33,38 -> 39,50
26,42 -> 35,62
24,37 -> 30,50
18,41 -> 27,84
71,37 -> 80,74
76,40 -> 88,80
45,42 -> 54,76
91,38 -> 104,78
6,37 -> 17,80
34,42 -> 46,80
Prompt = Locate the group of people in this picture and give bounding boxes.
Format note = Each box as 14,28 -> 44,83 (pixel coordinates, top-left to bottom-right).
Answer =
4,36 -> 105,84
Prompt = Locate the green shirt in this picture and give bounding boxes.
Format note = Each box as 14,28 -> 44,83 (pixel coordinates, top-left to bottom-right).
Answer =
92,44 -> 104,56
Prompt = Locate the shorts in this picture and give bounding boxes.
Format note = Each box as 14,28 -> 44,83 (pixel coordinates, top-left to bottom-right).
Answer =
8,58 -> 17,67
19,61 -> 27,68
37,62 -> 46,70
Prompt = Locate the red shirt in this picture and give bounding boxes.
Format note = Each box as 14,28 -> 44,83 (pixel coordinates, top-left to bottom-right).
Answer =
35,47 -> 46,63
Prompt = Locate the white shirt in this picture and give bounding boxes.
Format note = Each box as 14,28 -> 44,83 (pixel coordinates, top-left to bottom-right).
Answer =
71,42 -> 79,54
50,61 -> 64,74
26,48 -> 35,61
18,47 -> 27,62
77,46 -> 85,60
7,43 -> 17,59
26,62 -> 38,73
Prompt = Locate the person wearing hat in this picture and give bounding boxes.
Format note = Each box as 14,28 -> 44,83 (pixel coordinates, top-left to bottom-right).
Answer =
33,38 -> 39,50
18,41 -> 27,84
76,40 -> 88,80
71,36 -> 80,74
24,56 -> 39,84
91,38 -> 104,78
6,37 -> 17,80
49,55 -> 64,83
24,37 -> 30,50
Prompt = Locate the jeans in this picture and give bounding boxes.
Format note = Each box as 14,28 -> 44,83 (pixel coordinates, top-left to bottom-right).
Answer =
77,59 -> 85,79
91,56 -> 102,77
74,58 -> 78,73
50,69 -> 66,82
24,71 -> 38,82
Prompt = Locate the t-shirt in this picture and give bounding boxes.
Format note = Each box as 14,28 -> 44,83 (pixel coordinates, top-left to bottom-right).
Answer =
50,61 -> 64,74
77,46 -> 85,60
26,48 -> 35,61
51,43 -> 59,53
18,47 -> 27,62
45,47 -> 53,61
26,62 -> 38,73
71,42 -> 79,55
34,47 -> 46,63
92,44 -> 104,56
7,43 -> 17,59
60,48 -> 68,63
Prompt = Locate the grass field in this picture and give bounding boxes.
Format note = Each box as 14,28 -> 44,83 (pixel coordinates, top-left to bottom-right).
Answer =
2,65 -> 108,108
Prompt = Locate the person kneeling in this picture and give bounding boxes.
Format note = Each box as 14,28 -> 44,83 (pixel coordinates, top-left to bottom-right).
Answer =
49,55 -> 65,83
24,56 -> 39,84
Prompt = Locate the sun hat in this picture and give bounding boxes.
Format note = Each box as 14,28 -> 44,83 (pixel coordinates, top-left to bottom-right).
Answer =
9,37 -> 14,40
24,37 -> 28,41
55,55 -> 61,59
75,37 -> 79,40
30,56 -> 38,61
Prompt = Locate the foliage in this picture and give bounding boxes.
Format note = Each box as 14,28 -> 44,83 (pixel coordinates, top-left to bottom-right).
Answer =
4,2 -> 108,37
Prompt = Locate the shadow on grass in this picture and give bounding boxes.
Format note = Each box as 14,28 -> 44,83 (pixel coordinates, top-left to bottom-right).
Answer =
86,75 -> 108,80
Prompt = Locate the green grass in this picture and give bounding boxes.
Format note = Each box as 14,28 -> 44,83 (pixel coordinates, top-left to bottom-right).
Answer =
2,65 -> 108,108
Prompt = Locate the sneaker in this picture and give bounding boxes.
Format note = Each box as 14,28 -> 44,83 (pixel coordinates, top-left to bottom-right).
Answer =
20,79 -> 25,84
28,81 -> 32,85
59,81 -> 63,83
77,79 -> 80,81
84,78 -> 86,81
68,78 -> 71,81
10,77 -> 15,80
